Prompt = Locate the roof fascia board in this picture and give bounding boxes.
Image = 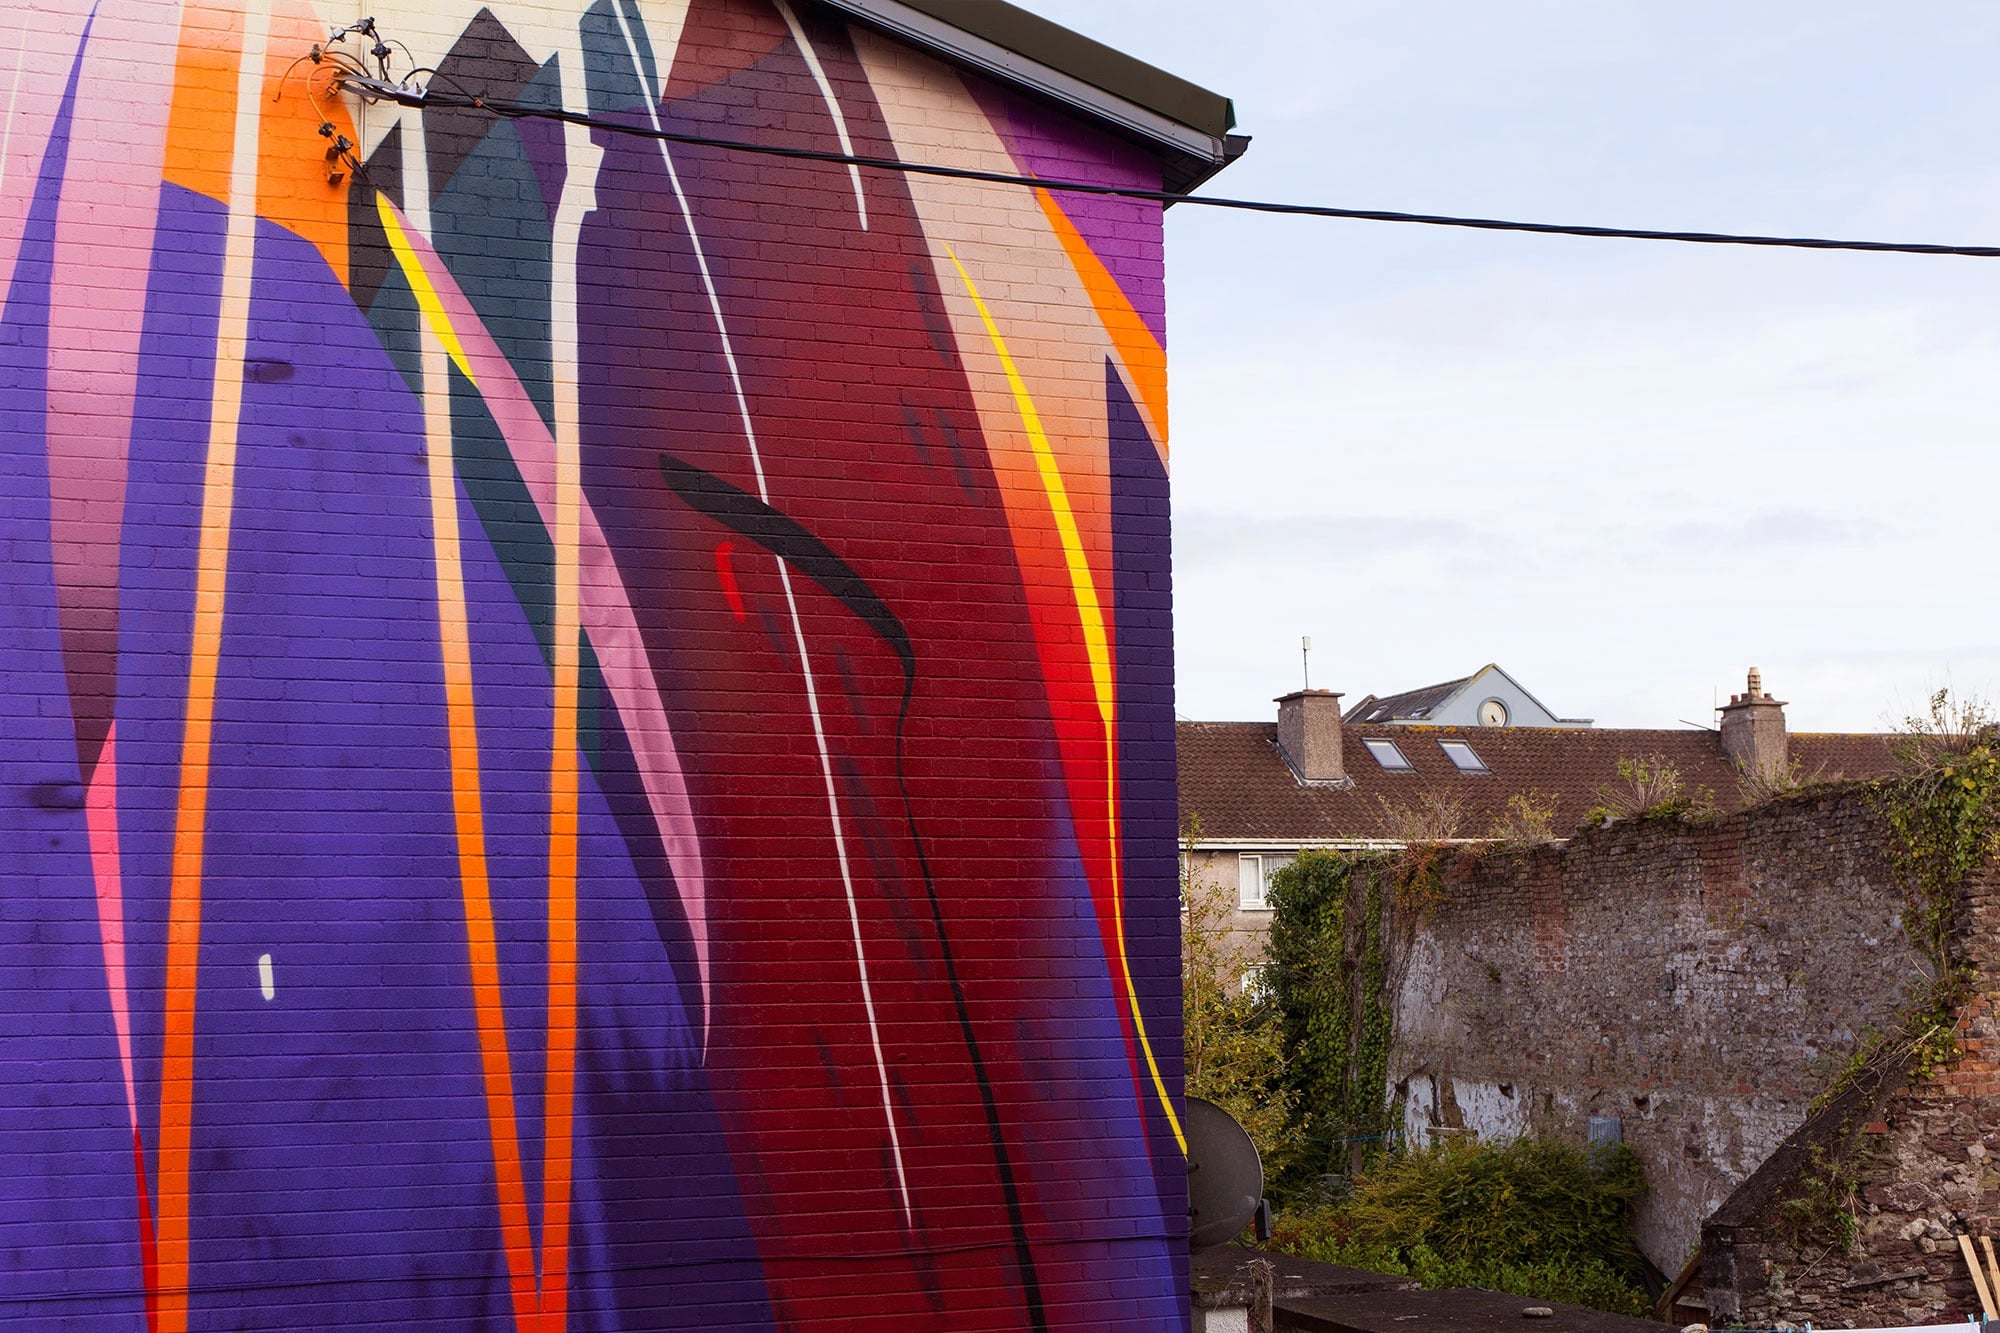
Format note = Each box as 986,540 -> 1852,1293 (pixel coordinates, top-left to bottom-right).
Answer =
814,0 -> 1226,166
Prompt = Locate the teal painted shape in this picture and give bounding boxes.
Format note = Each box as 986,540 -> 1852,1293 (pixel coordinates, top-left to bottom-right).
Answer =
432,119 -> 557,427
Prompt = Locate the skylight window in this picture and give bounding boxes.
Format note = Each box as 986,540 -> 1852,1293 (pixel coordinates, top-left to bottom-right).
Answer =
1439,740 -> 1488,773
1362,738 -> 1413,771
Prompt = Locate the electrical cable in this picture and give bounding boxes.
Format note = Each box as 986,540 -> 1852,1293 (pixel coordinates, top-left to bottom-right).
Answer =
340,76 -> 2000,258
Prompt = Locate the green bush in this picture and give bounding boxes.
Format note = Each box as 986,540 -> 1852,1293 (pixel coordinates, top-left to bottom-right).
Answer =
1267,1136 -> 1652,1317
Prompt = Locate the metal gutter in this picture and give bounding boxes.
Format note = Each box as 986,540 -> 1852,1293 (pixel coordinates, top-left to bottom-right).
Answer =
812,0 -> 1239,191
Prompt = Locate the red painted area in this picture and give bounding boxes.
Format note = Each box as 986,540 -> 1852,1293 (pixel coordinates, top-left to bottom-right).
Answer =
715,538 -> 746,620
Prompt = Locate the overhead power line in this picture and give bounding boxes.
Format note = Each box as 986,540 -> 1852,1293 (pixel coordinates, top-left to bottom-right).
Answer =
342,77 -> 2000,258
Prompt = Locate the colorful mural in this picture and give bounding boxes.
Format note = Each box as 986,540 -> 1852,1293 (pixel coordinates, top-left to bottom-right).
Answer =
0,0 -> 1184,1327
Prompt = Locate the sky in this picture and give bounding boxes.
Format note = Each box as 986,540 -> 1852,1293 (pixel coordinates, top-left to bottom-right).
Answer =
1027,0 -> 2000,733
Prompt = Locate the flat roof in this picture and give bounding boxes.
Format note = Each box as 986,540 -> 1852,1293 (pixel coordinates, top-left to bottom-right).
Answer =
812,0 -> 1244,192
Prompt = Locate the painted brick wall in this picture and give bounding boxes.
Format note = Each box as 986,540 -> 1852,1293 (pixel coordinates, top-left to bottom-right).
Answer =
0,1 -> 1187,1328
1385,789 -> 1923,1272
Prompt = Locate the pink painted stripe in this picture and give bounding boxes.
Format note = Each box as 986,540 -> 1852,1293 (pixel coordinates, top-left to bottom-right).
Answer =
86,724 -> 137,1123
44,0 -> 179,773
0,0 -> 97,304
380,200 -> 712,1021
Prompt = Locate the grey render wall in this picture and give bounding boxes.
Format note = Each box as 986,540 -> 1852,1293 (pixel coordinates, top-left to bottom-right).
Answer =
1387,789 -> 1919,1271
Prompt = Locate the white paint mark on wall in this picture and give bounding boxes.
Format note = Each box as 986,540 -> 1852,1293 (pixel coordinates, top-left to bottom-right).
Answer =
1452,1077 -> 1530,1140
257,953 -> 275,1001
773,0 -> 868,229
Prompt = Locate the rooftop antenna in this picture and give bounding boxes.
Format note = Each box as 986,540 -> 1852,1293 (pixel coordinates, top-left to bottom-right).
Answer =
1301,635 -> 1312,690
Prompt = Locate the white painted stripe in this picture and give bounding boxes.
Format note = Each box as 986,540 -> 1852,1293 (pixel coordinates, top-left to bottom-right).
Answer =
611,1 -> 912,1224
0,39 -> 28,203
256,953 -> 274,1001
773,0 -> 868,230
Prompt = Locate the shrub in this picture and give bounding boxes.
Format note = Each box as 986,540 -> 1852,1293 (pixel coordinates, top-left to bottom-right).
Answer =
1267,1136 -> 1652,1317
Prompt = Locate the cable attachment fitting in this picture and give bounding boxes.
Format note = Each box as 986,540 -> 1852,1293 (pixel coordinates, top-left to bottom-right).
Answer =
339,73 -> 429,108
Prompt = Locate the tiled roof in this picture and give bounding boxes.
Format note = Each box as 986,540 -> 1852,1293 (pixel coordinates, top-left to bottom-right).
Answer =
1176,721 -> 1900,843
1344,677 -> 1471,725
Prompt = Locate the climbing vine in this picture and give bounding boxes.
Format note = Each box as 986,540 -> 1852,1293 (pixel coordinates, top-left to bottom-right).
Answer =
1351,868 -> 1393,1140
1267,850 -> 1440,1195
1870,691 -> 2000,1077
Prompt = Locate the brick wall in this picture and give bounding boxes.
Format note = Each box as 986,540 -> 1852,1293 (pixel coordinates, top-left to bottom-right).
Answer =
1384,788 -> 1922,1273
0,1 -> 1187,1327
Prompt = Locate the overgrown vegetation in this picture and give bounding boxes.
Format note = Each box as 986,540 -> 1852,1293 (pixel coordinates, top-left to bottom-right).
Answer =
1264,850 -> 1413,1197
1767,1139 -> 1869,1252
1268,1137 -> 1652,1316
1735,756 -> 1843,806
1581,754 -> 1717,829
1181,819 -> 1299,1179
1880,690 -> 2000,1013
1374,789 -> 1466,844
1488,789 -> 1560,848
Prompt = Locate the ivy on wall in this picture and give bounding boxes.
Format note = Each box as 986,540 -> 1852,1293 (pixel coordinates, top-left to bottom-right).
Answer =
1267,850 -> 1431,1194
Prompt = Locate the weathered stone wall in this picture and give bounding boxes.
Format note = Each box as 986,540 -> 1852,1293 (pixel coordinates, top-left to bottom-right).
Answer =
1387,788 -> 1923,1273
1702,859 -> 2000,1328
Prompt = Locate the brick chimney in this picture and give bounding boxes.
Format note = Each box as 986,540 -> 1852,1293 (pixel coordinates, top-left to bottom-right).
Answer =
1719,667 -> 1788,779
1277,689 -> 1346,784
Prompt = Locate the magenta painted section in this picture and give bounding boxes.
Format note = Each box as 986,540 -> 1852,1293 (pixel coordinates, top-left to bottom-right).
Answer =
971,80 -> 1172,345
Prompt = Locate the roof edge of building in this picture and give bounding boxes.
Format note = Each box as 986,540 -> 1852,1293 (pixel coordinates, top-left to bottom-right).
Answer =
811,0 -> 1241,192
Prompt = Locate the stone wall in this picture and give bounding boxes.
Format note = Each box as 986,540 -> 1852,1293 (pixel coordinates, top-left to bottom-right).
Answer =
1385,787 -> 1924,1272
1702,859 -> 2000,1328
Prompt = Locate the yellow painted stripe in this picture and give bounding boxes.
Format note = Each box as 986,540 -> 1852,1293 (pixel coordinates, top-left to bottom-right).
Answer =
375,193 -> 476,384
158,3 -> 268,1327
943,245 -> 1186,1153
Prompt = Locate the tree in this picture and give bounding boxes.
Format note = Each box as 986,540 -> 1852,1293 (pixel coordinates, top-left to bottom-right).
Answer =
1182,819 -> 1298,1179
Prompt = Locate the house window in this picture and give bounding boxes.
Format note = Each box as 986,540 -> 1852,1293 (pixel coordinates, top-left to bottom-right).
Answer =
1438,739 -> 1488,773
1237,852 -> 1294,910
1241,964 -> 1273,1001
1362,738 -> 1413,771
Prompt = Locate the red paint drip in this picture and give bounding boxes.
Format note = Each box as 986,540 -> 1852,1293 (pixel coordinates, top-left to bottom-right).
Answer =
133,1128 -> 158,1331
714,540 -> 746,621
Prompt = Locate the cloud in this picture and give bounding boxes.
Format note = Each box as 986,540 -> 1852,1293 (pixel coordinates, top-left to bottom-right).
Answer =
1172,509 -> 1476,568
1659,509 -> 1893,551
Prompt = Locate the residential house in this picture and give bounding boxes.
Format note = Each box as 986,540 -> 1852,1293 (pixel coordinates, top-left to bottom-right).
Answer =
1180,669 -> 1900,958
1344,662 -> 1593,729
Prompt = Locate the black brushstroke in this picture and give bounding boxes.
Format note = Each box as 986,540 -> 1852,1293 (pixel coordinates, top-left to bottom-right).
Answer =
657,455 -> 912,680
657,452 -> 1048,1331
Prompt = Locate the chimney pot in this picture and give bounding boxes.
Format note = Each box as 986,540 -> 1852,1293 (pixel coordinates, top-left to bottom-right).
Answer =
1276,689 -> 1345,784
1719,667 -> 1787,780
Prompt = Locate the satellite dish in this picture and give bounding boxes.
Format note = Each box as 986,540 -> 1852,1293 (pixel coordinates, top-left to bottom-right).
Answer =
1186,1095 -> 1265,1250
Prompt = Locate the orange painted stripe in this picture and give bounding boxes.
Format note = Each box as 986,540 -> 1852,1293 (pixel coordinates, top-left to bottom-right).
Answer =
163,2 -> 241,205
537,329 -> 583,1329
157,4 -> 270,1327
418,280 -> 541,1327
254,2 -> 352,286
1035,187 -> 1169,457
